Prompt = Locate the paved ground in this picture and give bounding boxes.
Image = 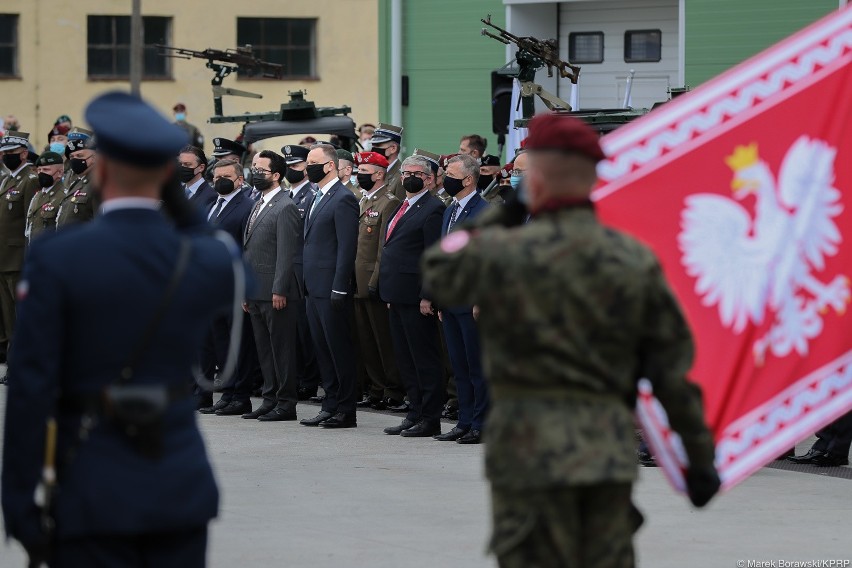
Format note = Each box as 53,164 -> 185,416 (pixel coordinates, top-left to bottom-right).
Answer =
1,382 -> 851,567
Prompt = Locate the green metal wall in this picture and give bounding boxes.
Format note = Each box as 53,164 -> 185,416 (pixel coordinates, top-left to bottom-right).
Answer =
684,0 -> 838,86
378,0 -> 506,158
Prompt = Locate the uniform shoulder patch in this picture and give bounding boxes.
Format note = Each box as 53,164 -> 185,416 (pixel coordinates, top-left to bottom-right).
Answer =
440,230 -> 471,254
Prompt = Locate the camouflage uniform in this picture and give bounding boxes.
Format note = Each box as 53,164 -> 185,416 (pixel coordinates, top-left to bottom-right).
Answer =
421,204 -> 716,567
56,173 -> 99,228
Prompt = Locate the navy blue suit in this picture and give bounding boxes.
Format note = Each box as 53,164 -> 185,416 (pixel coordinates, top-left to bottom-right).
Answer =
378,191 -> 446,424
1,207 -> 244,553
302,180 -> 359,415
188,179 -> 217,210
440,193 -> 490,430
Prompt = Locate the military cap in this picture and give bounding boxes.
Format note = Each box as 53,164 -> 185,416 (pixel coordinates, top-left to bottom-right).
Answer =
55,115 -> 72,125
336,148 -> 354,163
412,148 -> 441,173
525,113 -> 606,162
0,131 -> 30,151
27,151 -> 39,165
66,127 -> 93,157
369,123 -> 403,145
481,154 -> 501,167
354,151 -> 389,169
281,144 -> 309,165
85,91 -> 189,168
48,124 -> 70,141
499,162 -> 514,179
36,151 -> 63,166
439,153 -> 460,170
212,137 -> 246,158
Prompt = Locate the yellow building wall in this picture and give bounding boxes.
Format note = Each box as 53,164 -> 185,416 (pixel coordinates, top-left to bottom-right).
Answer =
2,0 -> 378,152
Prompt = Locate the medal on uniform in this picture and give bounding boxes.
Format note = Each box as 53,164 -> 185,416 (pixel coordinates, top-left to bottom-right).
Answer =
74,205 -> 79,214
7,203 -> 11,211
367,226 -> 373,233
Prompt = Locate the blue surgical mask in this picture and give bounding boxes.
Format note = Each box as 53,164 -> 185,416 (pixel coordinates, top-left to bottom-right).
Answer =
49,142 -> 66,155
350,175 -> 358,186
510,175 -> 523,189
175,112 -> 186,122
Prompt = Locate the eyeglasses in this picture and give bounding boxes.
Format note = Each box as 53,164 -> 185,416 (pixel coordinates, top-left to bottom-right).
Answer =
251,167 -> 272,176
510,169 -> 525,177
401,171 -> 430,179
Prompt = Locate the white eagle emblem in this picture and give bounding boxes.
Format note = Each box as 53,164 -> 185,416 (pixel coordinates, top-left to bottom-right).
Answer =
678,137 -> 849,363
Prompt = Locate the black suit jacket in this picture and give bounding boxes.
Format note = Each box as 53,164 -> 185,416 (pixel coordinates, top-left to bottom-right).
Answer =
188,180 -> 217,210
379,192 -> 445,305
243,189 -> 302,301
208,191 -> 254,246
302,180 -> 358,298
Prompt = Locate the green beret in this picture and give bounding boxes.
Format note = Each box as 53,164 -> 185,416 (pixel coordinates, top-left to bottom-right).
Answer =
36,151 -> 64,166
336,148 -> 354,163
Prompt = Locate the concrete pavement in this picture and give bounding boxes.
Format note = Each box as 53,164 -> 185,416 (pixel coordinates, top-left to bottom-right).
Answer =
1,384 -> 851,567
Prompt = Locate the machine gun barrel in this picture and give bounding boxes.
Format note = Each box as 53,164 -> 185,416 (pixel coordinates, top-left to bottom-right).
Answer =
155,44 -> 284,79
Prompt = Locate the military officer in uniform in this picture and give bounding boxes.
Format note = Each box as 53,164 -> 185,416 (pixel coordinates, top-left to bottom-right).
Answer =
0,131 -> 39,368
352,151 -> 404,409
422,113 -> 720,567
368,123 -> 404,200
335,148 -> 361,197
2,91 -> 247,567
56,131 -> 99,228
26,152 -> 66,243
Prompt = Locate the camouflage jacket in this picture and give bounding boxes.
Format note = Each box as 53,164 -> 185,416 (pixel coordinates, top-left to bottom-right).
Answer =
421,205 -> 715,489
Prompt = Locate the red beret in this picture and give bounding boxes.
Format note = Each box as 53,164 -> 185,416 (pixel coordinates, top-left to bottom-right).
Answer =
499,162 -> 514,179
439,153 -> 460,169
354,151 -> 389,168
49,124 -> 70,138
524,113 -> 606,162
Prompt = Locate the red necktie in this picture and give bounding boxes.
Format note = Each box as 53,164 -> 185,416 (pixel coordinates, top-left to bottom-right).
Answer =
385,200 -> 409,240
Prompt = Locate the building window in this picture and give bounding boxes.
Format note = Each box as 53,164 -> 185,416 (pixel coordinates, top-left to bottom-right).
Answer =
87,15 -> 171,79
624,30 -> 662,63
0,14 -> 18,78
568,32 -> 604,64
237,18 -> 316,79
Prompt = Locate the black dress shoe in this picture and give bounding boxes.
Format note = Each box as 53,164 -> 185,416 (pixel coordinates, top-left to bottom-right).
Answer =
320,412 -> 357,428
433,426 -> 469,441
356,395 -> 373,408
257,407 -> 298,422
638,449 -> 657,467
400,420 -> 441,438
370,399 -> 388,410
786,448 -> 827,464
300,411 -> 333,426
215,400 -> 251,416
811,452 -> 849,467
196,395 -> 214,412
297,387 -> 317,401
457,429 -> 482,444
384,419 -> 416,435
242,406 -> 274,419
387,399 -> 410,413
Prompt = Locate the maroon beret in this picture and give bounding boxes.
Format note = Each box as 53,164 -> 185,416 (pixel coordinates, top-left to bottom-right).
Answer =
439,153 -> 460,169
524,113 -> 606,162
354,151 -> 389,168
499,162 -> 514,179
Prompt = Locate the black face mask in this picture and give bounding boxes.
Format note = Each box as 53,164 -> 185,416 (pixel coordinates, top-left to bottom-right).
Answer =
2,153 -> 22,171
476,174 -> 494,190
177,165 -> 199,183
357,173 -> 376,191
38,172 -> 55,189
253,176 -> 274,192
306,163 -> 329,184
371,147 -> 387,158
443,175 -> 466,197
214,178 -> 235,195
285,167 -> 305,184
70,157 -> 88,175
402,176 -> 424,194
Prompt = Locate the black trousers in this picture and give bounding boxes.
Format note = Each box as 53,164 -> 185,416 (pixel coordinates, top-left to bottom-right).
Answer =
219,311 -> 261,403
306,296 -> 357,415
53,526 -> 207,568
388,303 -> 443,423
247,300 -> 299,409
813,410 -> 852,457
295,294 -> 321,391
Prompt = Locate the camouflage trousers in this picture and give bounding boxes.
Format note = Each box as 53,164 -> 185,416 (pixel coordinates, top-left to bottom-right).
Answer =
489,483 -> 642,568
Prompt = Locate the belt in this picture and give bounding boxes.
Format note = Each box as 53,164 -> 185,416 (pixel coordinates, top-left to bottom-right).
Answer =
59,385 -> 192,414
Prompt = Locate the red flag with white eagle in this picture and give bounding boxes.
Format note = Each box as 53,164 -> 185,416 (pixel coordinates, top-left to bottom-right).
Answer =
592,6 -> 852,491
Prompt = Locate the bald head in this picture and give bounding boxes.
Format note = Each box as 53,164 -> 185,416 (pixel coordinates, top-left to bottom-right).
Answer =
526,151 -> 598,208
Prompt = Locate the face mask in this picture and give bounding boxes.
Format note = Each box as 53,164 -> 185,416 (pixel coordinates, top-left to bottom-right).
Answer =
477,174 -> 494,190
214,178 -> 235,195
371,146 -> 386,158
38,172 -> 55,189
70,157 -> 89,175
357,172 -> 376,191
175,112 -> 186,122
402,176 -> 424,194
350,175 -> 358,186
361,140 -> 372,151
253,176 -> 273,192
2,153 -> 22,171
177,165 -> 198,183
306,163 -> 328,184
49,142 -> 66,155
285,167 -> 305,185
510,175 -> 523,189
443,175 -> 465,197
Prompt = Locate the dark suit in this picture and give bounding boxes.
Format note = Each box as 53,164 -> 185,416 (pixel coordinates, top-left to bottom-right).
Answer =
243,188 -> 302,410
379,191 -> 445,424
2,206 -> 242,559
289,181 -> 321,393
440,193 -> 490,430
302,180 -> 359,415
202,191 -> 259,404
187,179 -> 217,211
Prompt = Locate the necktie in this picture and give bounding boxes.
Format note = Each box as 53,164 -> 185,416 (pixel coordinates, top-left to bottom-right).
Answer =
250,188 -> 260,201
308,190 -> 323,218
185,186 -> 192,199
209,197 -> 226,222
447,203 -> 460,233
385,200 -> 410,240
247,198 -> 263,234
